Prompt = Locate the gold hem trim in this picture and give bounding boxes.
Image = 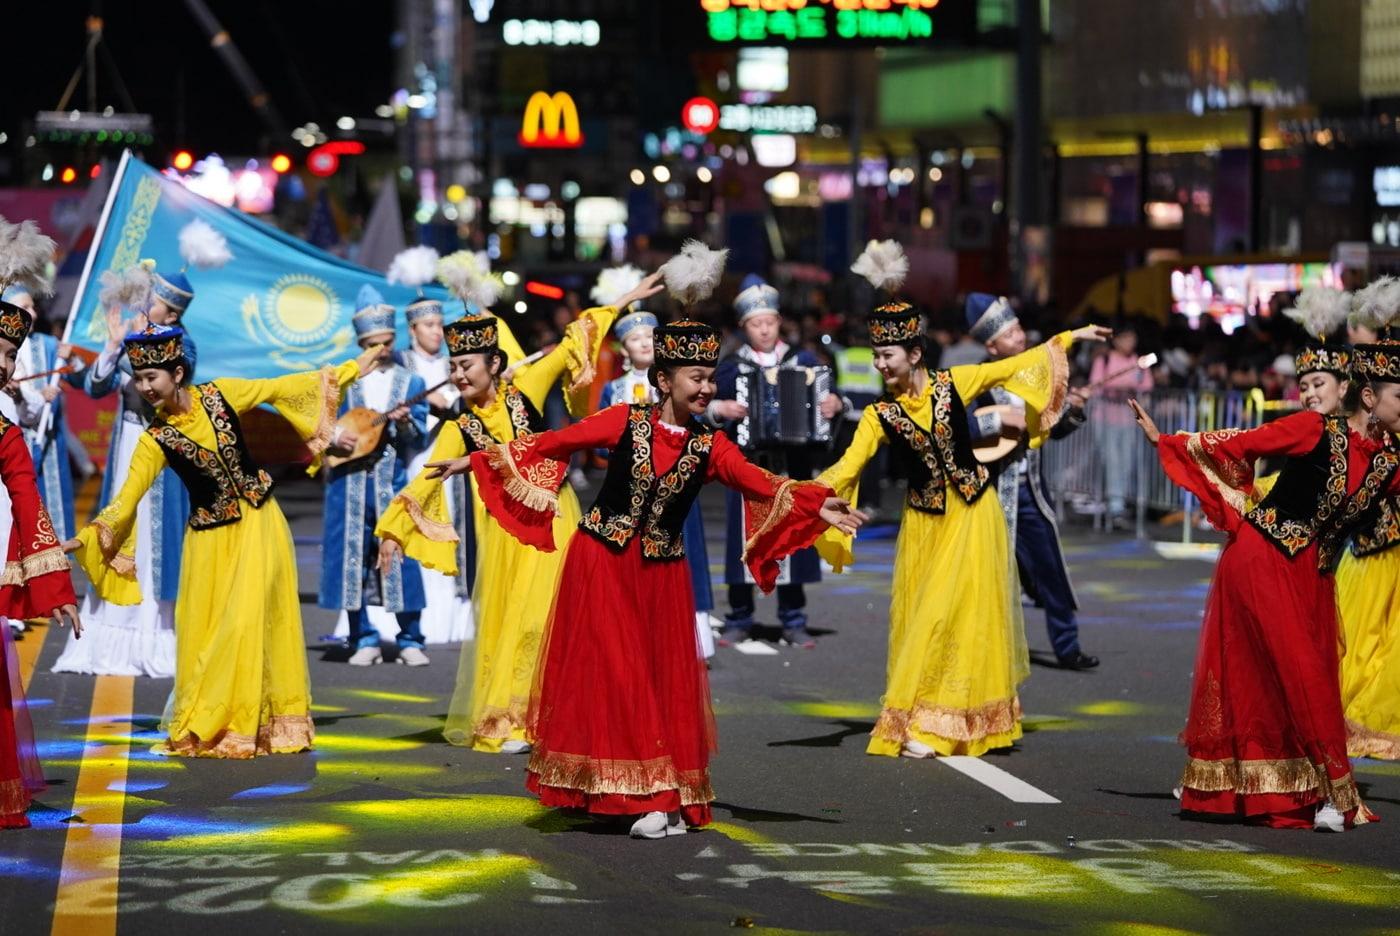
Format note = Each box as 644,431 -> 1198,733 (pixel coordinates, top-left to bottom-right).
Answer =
1182,430 -> 1249,516
93,518 -> 118,557
472,700 -> 529,741
395,493 -> 459,543
0,777 -> 33,817
1179,756 -> 1363,813
1346,719 -> 1400,760
563,314 -> 599,393
1040,338 -> 1069,434
162,714 -> 315,759
306,365 -> 340,457
110,552 -> 136,577
486,443 -> 560,515
873,696 -> 1023,743
527,750 -> 714,805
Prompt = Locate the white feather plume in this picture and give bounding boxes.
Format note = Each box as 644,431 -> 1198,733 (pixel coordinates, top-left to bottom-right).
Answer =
97,264 -> 153,312
590,264 -> 645,307
436,250 -> 502,310
0,216 -> 56,295
1284,286 -> 1352,341
850,239 -> 908,294
1350,275 -> 1400,331
178,219 -> 232,270
660,240 -> 727,307
387,245 -> 440,289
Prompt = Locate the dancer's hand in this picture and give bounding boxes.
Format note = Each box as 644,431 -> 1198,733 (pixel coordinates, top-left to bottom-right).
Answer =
426,456 -> 472,480
377,539 -> 402,576
356,342 -> 389,376
61,537 -> 81,554
1128,398 -> 1160,445
1070,324 -> 1113,344
52,603 -> 81,639
820,497 -> 868,536
615,271 -> 665,310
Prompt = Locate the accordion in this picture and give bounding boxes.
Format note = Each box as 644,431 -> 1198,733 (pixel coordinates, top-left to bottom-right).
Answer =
734,364 -> 834,447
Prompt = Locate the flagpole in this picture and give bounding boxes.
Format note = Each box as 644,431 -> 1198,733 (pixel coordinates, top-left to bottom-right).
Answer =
36,148 -> 132,448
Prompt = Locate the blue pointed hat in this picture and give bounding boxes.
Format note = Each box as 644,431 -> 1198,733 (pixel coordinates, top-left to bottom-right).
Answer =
2,285 -> 32,304
966,292 -> 1017,343
734,275 -> 780,323
352,283 -> 397,341
151,268 -> 194,314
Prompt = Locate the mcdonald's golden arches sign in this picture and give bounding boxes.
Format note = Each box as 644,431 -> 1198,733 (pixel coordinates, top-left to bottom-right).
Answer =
518,91 -> 585,149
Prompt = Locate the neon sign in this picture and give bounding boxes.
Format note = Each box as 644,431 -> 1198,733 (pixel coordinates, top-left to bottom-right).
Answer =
518,92 -> 584,149
719,104 -> 818,134
701,0 -> 959,45
503,19 -> 600,46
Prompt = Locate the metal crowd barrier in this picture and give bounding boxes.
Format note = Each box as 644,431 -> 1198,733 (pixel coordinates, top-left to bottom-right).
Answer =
1039,389 -> 1297,541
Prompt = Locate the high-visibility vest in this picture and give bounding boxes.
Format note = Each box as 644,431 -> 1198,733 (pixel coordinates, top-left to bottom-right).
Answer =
834,346 -> 882,399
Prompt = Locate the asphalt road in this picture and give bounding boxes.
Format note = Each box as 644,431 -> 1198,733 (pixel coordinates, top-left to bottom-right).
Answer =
2,481 -> 1399,935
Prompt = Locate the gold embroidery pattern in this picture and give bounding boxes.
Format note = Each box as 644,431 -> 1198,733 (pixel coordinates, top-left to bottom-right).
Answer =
473,698 -> 529,742
30,505 -> 58,551
655,328 -> 721,366
505,384 -> 534,438
527,749 -> 715,805
641,431 -> 714,559
563,314 -> 599,392
1037,338 -> 1069,436
0,305 -> 31,347
0,777 -> 33,818
874,399 -> 946,511
1324,448 -> 1400,565
394,492 -> 459,543
1199,672 -> 1225,740
445,314 -> 498,355
456,411 -> 497,452
929,371 -> 990,501
485,438 -> 564,515
1354,496 -> 1400,557
202,385 -> 275,505
872,696 -> 1023,744
1179,756 -> 1364,814
1182,428 -> 1250,515
580,407 -> 652,546
1246,416 -> 1348,557
1,546 -> 73,585
160,714 -> 315,759
148,423 -> 243,528
125,333 -> 184,369
149,385 -> 274,529
1346,719 -> 1400,760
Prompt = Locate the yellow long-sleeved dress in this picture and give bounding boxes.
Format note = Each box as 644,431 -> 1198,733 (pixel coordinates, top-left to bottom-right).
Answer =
376,305 -> 617,751
817,335 -> 1071,757
72,362 -> 354,758
1336,496 -> 1400,760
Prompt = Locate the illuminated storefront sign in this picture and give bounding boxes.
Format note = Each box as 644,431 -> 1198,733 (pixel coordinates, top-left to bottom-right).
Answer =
519,92 -> 584,149
719,104 -> 818,134
503,19 -> 601,46
701,0 -> 968,45
682,97 -> 722,135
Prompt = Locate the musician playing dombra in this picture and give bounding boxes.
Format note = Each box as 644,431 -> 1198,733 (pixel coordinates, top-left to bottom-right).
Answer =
706,274 -> 846,649
319,285 -> 431,668
965,292 -> 1098,671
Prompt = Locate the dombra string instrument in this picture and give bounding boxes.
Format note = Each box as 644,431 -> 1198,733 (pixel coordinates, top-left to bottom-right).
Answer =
971,352 -> 1157,464
326,377 -> 452,469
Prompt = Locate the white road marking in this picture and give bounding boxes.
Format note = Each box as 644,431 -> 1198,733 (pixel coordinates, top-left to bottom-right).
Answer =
938,756 -> 1061,804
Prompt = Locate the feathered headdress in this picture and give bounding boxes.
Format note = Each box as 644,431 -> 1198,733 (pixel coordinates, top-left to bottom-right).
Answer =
590,264 -> 645,308
178,219 -> 233,270
1284,286 -> 1352,342
98,264 -> 154,313
436,250 -> 503,310
850,239 -> 909,295
660,240 -> 727,307
0,216 -> 56,296
387,245 -> 441,294
1351,276 -> 1400,333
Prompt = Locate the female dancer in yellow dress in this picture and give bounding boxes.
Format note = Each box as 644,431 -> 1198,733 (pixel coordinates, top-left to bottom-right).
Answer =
376,271 -> 664,753
1335,280 -> 1400,759
816,261 -> 1108,757
66,325 -> 379,758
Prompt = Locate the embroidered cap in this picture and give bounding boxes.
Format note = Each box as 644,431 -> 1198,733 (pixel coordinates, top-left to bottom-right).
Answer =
445,313 -> 499,356
654,320 -> 721,367
406,297 -> 444,324
868,301 -> 922,347
966,292 -> 1017,343
351,283 -> 397,343
733,275 -> 780,324
124,323 -> 186,369
0,300 -> 32,347
1355,341 -> 1400,384
1293,341 -> 1352,379
613,309 -> 658,341
151,268 -> 194,315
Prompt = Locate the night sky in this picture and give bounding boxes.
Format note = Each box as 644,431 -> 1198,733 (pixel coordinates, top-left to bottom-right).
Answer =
4,1 -> 398,157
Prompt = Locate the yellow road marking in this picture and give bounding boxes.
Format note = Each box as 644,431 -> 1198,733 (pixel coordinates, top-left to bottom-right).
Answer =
17,619 -> 50,690
50,675 -> 134,936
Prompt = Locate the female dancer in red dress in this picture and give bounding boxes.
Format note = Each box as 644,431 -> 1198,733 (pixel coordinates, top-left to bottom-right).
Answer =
444,321 -> 863,838
0,297 -> 82,828
1129,380 -> 1377,830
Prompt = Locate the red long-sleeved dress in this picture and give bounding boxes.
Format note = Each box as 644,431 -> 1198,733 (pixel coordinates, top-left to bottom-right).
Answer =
471,403 -> 833,827
0,418 -> 79,828
1157,409 -> 1384,828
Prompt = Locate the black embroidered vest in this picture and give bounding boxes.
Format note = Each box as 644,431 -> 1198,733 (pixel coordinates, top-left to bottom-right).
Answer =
1319,443 -> 1400,567
147,384 -> 275,530
579,405 -> 714,559
455,384 -> 545,453
873,370 -> 990,515
1244,414 -> 1348,558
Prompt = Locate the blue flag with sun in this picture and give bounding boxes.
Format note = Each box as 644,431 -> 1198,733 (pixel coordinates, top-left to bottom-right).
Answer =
64,152 -> 461,378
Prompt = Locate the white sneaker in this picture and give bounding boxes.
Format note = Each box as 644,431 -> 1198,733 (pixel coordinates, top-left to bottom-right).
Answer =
629,811 -> 670,839
665,812 -> 688,836
901,738 -> 935,759
348,645 -> 383,666
500,739 -> 532,754
1314,801 -> 1346,833
1172,785 -> 1183,801
8,619 -> 25,635
396,646 -> 430,667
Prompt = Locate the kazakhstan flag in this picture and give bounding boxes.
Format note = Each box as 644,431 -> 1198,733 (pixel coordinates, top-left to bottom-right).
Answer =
66,152 -> 513,378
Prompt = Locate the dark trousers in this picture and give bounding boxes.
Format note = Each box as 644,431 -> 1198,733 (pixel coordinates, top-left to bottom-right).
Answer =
1015,479 -> 1080,660
725,583 -> 807,631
